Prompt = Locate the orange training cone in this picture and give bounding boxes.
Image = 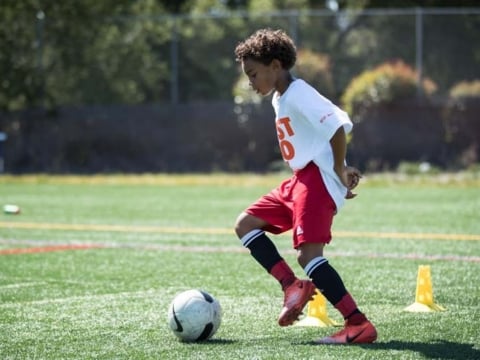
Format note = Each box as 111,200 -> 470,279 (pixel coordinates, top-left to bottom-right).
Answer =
404,265 -> 446,312
295,290 -> 340,327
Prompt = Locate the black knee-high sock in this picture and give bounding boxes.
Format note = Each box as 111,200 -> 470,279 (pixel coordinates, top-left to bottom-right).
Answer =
304,256 -> 347,304
304,256 -> 362,320
240,229 -> 283,271
240,229 -> 296,289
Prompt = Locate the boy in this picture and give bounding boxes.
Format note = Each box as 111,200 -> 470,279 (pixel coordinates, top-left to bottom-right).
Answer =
233,28 -> 377,344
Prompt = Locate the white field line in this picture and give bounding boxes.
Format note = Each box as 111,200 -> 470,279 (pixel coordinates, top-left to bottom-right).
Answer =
0,282 -> 48,290
1,221 -> 480,241
0,238 -> 479,263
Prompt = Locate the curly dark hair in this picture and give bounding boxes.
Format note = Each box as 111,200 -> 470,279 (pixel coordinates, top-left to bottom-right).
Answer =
234,28 -> 297,70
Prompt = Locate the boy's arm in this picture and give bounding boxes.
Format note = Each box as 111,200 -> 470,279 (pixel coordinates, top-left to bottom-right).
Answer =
330,126 -> 348,176
330,126 -> 361,196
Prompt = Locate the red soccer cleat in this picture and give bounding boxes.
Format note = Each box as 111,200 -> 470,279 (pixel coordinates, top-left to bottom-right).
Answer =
278,279 -> 316,326
315,319 -> 377,344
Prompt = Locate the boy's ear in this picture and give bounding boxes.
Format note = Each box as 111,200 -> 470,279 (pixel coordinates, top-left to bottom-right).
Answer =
270,59 -> 282,70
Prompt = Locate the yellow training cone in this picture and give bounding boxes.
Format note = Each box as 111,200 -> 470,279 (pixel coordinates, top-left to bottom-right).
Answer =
295,290 -> 340,327
404,265 -> 446,312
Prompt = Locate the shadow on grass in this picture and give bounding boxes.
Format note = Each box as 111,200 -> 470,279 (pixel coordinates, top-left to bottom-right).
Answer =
294,339 -> 478,359
182,338 -> 237,345
362,340 -> 479,360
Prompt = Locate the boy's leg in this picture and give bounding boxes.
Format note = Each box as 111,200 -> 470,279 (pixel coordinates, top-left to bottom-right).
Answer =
240,228 -> 296,289
301,253 -> 377,344
236,174 -> 317,326
292,163 -> 376,343
236,214 -> 315,326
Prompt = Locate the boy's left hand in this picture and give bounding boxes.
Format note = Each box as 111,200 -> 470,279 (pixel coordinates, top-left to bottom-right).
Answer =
336,166 -> 362,199
346,166 -> 361,190
345,189 -> 357,199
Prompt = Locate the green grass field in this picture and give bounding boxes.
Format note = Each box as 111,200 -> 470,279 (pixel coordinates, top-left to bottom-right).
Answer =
0,173 -> 479,359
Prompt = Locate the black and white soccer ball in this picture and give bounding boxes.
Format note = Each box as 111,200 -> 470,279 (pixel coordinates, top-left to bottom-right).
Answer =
168,289 -> 222,342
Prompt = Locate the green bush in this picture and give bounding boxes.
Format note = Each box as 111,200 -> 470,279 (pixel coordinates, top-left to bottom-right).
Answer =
340,60 -> 442,171
341,60 -> 437,119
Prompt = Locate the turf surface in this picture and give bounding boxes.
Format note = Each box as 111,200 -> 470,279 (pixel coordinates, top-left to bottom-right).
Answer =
0,174 -> 479,359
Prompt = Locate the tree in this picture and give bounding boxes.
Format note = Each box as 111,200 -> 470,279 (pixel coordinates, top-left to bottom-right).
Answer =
0,0 -> 173,110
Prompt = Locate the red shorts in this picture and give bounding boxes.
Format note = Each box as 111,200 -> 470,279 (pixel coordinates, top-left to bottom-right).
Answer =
245,162 -> 336,249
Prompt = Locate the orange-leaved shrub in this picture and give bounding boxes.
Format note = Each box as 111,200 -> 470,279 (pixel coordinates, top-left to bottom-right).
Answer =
341,60 -> 437,120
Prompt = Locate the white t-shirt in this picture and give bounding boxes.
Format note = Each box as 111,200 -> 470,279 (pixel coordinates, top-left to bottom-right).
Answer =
271,79 -> 353,210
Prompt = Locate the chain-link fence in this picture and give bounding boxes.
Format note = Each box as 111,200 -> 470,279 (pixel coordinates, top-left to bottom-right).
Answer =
4,7 -> 477,107
1,8 -> 479,173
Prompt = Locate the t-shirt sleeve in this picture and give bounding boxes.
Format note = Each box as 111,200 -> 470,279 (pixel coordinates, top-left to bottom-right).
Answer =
296,94 -> 353,143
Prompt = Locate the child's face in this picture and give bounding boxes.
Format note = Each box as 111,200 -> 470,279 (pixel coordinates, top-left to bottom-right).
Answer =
241,58 -> 279,96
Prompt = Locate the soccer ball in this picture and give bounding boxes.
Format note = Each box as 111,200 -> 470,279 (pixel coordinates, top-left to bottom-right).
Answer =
168,289 -> 222,342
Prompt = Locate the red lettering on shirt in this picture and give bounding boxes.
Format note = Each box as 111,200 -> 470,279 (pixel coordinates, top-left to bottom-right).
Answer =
276,117 -> 295,161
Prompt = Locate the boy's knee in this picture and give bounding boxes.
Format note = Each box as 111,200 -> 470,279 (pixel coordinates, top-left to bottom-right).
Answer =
234,212 -> 250,238
296,243 -> 325,268
234,212 -> 264,239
